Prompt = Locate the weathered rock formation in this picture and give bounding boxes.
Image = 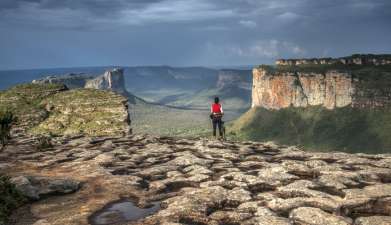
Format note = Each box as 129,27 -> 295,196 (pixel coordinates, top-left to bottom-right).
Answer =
252,69 -> 355,109
85,68 -> 128,96
276,54 -> 391,66
252,55 -> 391,109
2,134 -> 391,224
10,176 -> 81,201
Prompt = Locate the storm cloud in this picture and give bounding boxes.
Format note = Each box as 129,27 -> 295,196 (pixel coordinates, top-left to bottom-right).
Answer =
0,0 -> 390,69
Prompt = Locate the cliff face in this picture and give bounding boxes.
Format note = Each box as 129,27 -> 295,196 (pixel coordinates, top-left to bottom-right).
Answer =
252,55 -> 391,109
84,68 -> 128,96
252,69 -> 354,109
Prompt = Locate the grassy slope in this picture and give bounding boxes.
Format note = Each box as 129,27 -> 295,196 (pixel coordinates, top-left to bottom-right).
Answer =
0,83 -> 66,128
32,89 -> 129,136
229,106 -> 391,154
0,84 -> 130,137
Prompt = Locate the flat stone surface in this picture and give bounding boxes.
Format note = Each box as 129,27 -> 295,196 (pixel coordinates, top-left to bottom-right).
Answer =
2,134 -> 391,225
289,207 -> 351,225
355,216 -> 391,225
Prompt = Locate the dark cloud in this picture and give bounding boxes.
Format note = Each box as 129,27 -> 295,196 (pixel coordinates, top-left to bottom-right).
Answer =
0,0 -> 40,9
0,0 -> 390,69
0,0 -> 163,10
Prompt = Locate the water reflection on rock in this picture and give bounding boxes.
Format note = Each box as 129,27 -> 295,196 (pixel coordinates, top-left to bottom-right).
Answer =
90,200 -> 160,225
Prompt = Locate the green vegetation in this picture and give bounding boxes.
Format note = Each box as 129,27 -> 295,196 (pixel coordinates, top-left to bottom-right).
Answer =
31,89 -> 129,137
0,110 -> 16,149
0,84 -> 130,137
0,83 -> 66,128
131,99 -> 241,138
258,64 -> 391,78
0,175 -> 26,225
229,106 -> 391,154
350,54 -> 391,60
132,100 -> 211,137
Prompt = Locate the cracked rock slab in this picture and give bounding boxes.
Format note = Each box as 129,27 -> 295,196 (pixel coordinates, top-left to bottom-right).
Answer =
290,207 -> 351,225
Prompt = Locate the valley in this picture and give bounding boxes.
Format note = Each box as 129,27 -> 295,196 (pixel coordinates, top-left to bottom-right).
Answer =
1,66 -> 252,138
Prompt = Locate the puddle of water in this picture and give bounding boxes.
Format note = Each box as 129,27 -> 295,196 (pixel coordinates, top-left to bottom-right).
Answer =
90,200 -> 160,225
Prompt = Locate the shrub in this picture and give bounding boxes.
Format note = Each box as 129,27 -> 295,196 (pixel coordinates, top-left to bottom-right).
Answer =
35,135 -> 53,150
0,175 -> 26,225
0,110 -> 16,149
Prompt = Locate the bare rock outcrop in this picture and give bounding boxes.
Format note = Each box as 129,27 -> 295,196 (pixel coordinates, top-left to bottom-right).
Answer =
2,135 -> 391,224
85,68 -> 128,96
10,176 -> 81,200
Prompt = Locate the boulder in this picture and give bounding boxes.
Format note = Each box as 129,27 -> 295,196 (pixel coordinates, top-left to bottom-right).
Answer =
10,176 -> 81,200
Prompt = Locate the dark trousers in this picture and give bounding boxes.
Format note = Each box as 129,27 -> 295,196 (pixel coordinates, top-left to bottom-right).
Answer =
212,117 -> 223,137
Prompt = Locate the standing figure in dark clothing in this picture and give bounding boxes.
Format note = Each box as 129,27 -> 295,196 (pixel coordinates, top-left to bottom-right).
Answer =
210,96 -> 224,139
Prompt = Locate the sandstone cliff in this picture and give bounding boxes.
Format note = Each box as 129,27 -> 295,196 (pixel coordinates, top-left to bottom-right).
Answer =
252,55 -> 391,109
252,68 -> 355,109
84,68 -> 129,96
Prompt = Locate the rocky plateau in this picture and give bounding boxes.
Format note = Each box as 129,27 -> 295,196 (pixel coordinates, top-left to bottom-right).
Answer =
32,68 -> 132,99
252,54 -> 391,109
2,133 -> 391,225
276,54 -> 391,66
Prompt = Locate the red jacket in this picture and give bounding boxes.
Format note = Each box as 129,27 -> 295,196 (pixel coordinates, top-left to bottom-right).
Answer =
211,103 -> 223,114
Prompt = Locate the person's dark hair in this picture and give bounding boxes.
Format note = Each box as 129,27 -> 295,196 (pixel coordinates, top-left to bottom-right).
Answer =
214,97 -> 219,104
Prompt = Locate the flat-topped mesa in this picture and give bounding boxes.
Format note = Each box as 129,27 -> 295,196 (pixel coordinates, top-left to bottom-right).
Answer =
32,73 -> 94,89
32,68 -> 129,97
252,54 -> 391,110
276,54 -> 391,66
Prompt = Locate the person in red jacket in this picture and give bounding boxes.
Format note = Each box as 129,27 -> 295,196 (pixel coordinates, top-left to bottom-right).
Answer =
210,96 -> 224,138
